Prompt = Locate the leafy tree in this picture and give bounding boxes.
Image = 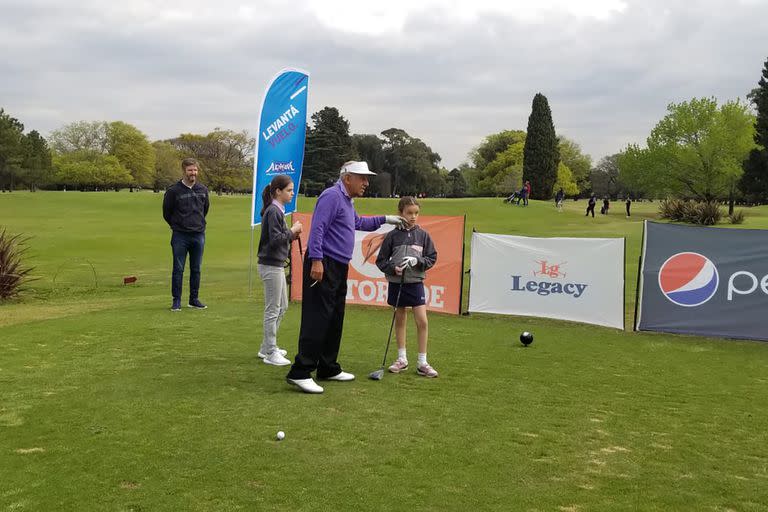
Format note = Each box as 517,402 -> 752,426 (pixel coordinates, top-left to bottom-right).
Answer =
619,97 -> 755,213
373,172 -> 392,198
152,141 -> 182,192
53,151 -> 132,190
302,107 -> 356,190
20,130 -> 52,191
169,129 -> 253,194
554,162 -> 579,196
470,130 -> 526,196
462,166 -> 481,196
750,57 -> 768,149
740,56 -> 768,203
421,168 -> 447,197
740,150 -> 768,204
470,130 -> 526,170
107,121 -> 155,188
50,120 -> 156,190
446,167 -> 468,197
590,154 -> 625,198
0,109 -> 24,191
557,136 -> 591,194
352,134 -> 385,170
352,134 -> 387,196
523,93 -> 560,199
49,121 -> 109,154
380,128 -> 441,196
476,142 -> 525,196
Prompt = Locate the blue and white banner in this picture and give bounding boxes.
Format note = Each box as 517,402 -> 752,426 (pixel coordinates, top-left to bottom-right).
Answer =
636,221 -> 768,341
251,68 -> 310,226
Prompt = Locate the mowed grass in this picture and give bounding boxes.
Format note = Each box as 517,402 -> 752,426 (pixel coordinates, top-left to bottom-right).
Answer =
1,191 -> 768,511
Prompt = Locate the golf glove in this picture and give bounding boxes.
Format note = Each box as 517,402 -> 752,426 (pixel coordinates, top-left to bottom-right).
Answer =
385,215 -> 407,228
401,256 -> 418,268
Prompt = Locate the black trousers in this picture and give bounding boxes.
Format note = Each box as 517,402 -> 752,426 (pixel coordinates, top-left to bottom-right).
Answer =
286,256 -> 348,380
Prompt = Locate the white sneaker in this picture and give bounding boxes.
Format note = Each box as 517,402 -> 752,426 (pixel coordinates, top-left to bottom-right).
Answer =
263,351 -> 291,366
286,378 -> 324,394
324,371 -> 355,382
258,348 -> 287,359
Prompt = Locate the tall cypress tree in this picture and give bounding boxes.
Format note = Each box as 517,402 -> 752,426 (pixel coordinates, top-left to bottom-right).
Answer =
522,93 -> 559,199
740,56 -> 768,203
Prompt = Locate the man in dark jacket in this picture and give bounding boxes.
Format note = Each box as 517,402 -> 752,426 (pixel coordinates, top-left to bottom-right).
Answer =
162,158 -> 210,311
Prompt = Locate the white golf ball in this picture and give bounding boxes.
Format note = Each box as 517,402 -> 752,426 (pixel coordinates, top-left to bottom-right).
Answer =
276,431 -> 285,441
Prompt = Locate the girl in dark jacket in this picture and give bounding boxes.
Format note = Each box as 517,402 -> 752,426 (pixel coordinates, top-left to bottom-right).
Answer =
256,175 -> 302,366
376,197 -> 439,377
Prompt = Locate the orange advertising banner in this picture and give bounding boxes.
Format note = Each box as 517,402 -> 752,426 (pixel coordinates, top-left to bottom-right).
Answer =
289,213 -> 465,315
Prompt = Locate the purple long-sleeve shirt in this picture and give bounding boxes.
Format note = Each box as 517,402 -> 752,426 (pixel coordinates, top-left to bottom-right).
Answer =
308,180 -> 385,264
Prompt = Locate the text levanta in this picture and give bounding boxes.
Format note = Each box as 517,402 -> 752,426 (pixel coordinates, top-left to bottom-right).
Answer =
262,105 -> 300,143
510,275 -> 588,298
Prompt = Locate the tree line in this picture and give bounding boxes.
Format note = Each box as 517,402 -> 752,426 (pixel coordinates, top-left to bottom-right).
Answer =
597,56 -> 768,210
0,98 -> 598,199
2,55 -> 766,202
0,114 -> 255,194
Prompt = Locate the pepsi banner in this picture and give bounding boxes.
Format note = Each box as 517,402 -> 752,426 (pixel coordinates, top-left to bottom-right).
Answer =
636,221 -> 768,341
468,233 -> 625,329
251,68 -> 310,226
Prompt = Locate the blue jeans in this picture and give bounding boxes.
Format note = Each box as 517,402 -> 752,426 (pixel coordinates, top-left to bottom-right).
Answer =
171,231 -> 205,301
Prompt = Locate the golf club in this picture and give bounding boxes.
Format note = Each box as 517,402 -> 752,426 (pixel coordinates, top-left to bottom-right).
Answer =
369,264 -> 408,381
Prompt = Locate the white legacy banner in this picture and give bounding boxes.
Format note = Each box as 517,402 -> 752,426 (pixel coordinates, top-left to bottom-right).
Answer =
468,233 -> 625,329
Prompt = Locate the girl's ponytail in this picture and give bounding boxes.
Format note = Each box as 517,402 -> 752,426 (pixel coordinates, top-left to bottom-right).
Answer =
260,185 -> 272,217
260,174 -> 294,217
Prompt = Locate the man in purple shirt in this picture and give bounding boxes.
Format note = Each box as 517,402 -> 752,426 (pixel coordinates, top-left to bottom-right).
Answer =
286,161 -> 405,394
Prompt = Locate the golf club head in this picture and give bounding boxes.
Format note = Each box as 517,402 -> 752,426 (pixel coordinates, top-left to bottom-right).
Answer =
369,369 -> 384,381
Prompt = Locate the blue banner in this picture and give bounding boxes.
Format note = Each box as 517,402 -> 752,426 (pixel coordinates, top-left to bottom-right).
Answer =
636,221 -> 768,342
251,68 -> 310,226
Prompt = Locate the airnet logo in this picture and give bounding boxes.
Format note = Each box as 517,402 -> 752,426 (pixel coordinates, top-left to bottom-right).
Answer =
265,161 -> 295,174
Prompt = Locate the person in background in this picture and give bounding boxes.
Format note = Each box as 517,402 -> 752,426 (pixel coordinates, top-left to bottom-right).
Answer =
586,194 -> 597,218
555,188 -> 565,212
523,180 -> 531,206
626,197 -> 632,217
601,197 -> 610,215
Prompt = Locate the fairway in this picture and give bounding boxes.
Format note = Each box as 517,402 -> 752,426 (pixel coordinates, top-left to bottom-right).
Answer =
2,192 -> 768,511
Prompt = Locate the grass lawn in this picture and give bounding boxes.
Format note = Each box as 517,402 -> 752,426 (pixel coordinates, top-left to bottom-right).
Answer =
1,191 -> 767,511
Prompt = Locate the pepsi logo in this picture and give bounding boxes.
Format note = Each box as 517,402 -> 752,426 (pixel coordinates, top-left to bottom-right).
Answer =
658,252 -> 719,307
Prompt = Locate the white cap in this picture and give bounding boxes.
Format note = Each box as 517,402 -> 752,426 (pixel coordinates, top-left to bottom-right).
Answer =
340,161 -> 377,176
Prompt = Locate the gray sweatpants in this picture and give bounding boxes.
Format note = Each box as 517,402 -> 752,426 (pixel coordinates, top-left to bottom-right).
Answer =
258,264 -> 288,355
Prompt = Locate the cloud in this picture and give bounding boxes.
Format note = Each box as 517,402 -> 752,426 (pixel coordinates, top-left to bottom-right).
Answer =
1,0 -> 766,169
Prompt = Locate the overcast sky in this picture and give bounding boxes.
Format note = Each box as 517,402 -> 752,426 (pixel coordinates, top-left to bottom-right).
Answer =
1,0 -> 767,169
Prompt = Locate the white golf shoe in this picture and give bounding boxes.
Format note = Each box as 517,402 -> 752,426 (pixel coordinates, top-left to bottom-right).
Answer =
263,351 -> 291,366
323,371 -> 355,382
286,377 -> 324,394
258,348 -> 288,359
